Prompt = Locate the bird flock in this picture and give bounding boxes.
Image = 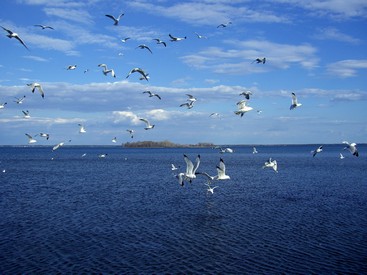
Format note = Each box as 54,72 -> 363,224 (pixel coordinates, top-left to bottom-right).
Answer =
0,8 -> 361,178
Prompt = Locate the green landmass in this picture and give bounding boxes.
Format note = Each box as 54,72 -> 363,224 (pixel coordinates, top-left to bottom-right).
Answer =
123,140 -> 214,148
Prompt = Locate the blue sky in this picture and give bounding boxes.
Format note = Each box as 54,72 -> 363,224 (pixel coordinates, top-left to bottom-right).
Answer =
0,0 -> 366,145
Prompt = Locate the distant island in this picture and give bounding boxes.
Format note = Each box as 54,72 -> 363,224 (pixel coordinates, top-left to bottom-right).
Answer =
123,140 -> 214,148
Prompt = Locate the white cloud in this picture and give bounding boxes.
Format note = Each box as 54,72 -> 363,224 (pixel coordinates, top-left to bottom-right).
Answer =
313,27 -> 360,44
327,59 -> 367,77
22,55 -> 50,62
112,111 -> 141,125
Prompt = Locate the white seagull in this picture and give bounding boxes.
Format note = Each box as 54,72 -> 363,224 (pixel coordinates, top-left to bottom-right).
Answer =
34,24 -> 54,30
67,65 -> 77,70
1,26 -> 29,50
239,90 -> 252,100
39,133 -> 50,140
195,32 -> 207,39
16,97 -> 26,106
121,37 -> 130,43
217,22 -> 232,28
186,94 -> 197,102
339,153 -> 345,159
105,13 -> 124,25
176,154 -> 201,186
52,141 -> 64,151
27,83 -> 44,98
22,110 -> 30,119
253,147 -> 258,154
0,102 -> 7,109
126,129 -> 134,138
180,101 -> 195,109
205,183 -> 218,194
136,44 -> 153,54
126,67 -> 149,81
171,164 -> 179,171
252,57 -> 266,64
342,141 -> 359,157
139,118 -> 155,130
235,100 -> 253,117
311,145 -> 323,157
290,92 -> 302,110
143,91 -> 161,100
25,133 -> 37,144
98,153 -> 108,158
78,124 -> 86,133
263,158 -> 278,173
112,137 -> 117,143
169,33 -> 187,42
197,158 -> 230,180
153,38 -> 167,47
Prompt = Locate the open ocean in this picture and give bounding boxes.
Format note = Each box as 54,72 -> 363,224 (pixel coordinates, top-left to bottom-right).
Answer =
0,144 -> 366,274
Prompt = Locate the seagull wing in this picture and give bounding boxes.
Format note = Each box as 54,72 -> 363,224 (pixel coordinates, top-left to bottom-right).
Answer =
15,35 -> 29,50
184,154 -> 194,175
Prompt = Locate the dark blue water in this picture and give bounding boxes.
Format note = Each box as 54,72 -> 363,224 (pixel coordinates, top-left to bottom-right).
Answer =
1,145 -> 366,274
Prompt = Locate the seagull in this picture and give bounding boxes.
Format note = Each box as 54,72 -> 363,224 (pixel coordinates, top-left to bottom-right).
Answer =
153,38 -> 167,47
126,67 -> 149,81
0,102 -> 7,109
311,145 -> 323,157
263,158 -> 278,173
126,129 -> 134,138
139,118 -> 155,130
176,154 -> 200,186
25,133 -> 37,144
290,92 -> 302,110
78,124 -> 86,133
67,65 -> 77,70
39,133 -> 50,140
195,32 -> 207,39
342,141 -> 359,157
98,63 -> 116,77
121,37 -> 130,43
27,83 -> 44,98
22,110 -> 30,119
257,110 -> 263,115
239,91 -> 252,100
217,22 -> 232,28
143,90 -> 161,100
139,73 -> 150,81
205,183 -> 218,194
1,26 -> 29,50
235,100 -> 253,117
98,153 -> 108,158
169,34 -> 186,42
34,24 -> 54,30
14,95 -> 26,104
84,69 -> 89,73
180,101 -> 195,109
105,13 -> 124,25
253,147 -> 258,154
252,57 -> 266,64
339,153 -> 345,159
52,141 -> 64,151
136,44 -> 153,54
111,137 -> 117,143
218,147 -> 233,153
197,158 -> 230,180
171,164 -> 179,171
186,94 -> 197,102
209,112 -> 220,118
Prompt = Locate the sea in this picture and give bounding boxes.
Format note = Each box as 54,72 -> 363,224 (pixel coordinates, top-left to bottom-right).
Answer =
0,144 -> 366,274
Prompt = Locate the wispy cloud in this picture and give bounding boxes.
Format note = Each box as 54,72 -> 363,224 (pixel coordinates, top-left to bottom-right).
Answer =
313,27 -> 361,44
327,59 -> 367,77
22,55 -> 50,62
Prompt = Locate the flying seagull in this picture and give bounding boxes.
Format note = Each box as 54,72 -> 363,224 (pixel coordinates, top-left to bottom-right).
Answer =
262,158 -> 278,173
252,57 -> 266,64
339,153 -> 345,159
186,94 -> 197,102
25,133 -> 37,144
14,95 -> 26,104
195,32 -> 207,39
290,92 -> 302,110
52,141 -> 64,151
196,158 -> 230,180
121,37 -> 130,43
0,102 -> 7,109
342,141 -> 359,157
98,63 -> 116,78
78,124 -> 86,133
171,164 -> 179,171
311,145 -> 323,157
153,38 -> 167,47
143,90 -> 161,100
126,67 -> 149,81
112,137 -> 117,143
139,118 -> 155,130
136,44 -> 153,54
176,154 -> 201,186
235,100 -> 253,117
1,26 -> 29,50
253,147 -> 258,154
34,24 -> 54,30
27,83 -> 44,98
239,91 -> 252,100
105,13 -> 124,25
217,22 -> 232,28
169,34 -> 186,42
39,133 -> 50,140
180,101 -> 195,109
205,183 -> 218,194
22,110 -> 30,119
126,129 -> 134,138
67,65 -> 77,70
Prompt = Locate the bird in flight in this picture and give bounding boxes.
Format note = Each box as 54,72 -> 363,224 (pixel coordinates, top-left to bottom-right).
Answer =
342,141 -> 359,157
139,118 -> 155,130
263,158 -> 278,173
67,65 -> 77,70
239,90 -> 252,100
126,67 -> 149,81
105,13 -> 124,25
136,44 -> 153,54
34,24 -> 54,30
14,95 -> 26,104
311,145 -> 323,157
143,91 -> 161,100
290,92 -> 302,110
252,57 -> 266,64
27,83 -> 45,98
1,26 -> 29,50
234,100 -> 253,117
169,34 -> 187,42
126,129 -> 134,138
25,133 -> 37,144
217,22 -> 232,28
153,38 -> 167,47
